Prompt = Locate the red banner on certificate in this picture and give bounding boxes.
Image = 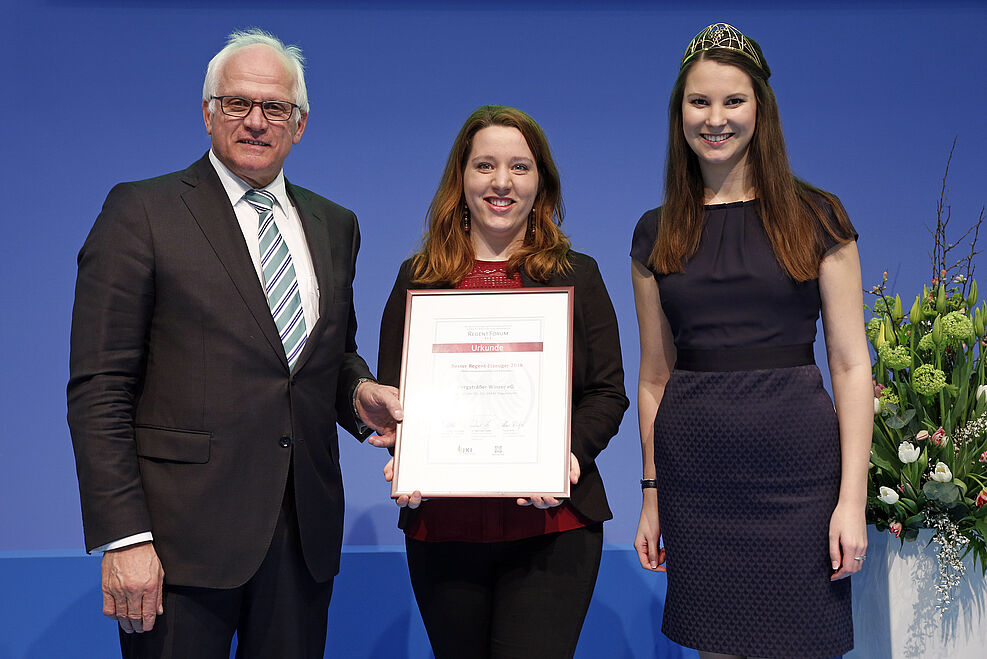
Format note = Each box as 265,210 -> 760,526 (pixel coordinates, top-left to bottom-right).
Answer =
431,342 -> 544,353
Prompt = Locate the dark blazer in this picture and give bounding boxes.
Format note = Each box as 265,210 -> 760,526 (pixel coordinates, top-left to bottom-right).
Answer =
67,154 -> 373,588
377,252 -> 628,530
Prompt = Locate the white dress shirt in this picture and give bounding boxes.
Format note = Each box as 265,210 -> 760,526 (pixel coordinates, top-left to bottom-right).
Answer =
94,152 -> 320,553
209,150 -> 321,330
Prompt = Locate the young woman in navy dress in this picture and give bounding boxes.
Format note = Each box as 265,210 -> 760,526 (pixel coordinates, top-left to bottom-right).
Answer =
631,24 -> 872,658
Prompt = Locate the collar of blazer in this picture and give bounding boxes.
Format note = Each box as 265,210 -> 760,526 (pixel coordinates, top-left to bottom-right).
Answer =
178,153 -> 331,373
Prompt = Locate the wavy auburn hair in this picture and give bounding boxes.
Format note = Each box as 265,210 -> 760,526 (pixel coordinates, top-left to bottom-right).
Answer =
412,105 -> 570,284
650,47 -> 855,281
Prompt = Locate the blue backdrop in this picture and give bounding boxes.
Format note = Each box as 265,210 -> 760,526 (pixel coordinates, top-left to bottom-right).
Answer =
1,0 -> 985,655
4,0 -> 986,552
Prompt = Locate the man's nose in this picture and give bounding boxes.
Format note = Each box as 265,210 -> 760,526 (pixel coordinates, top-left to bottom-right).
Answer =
243,103 -> 268,130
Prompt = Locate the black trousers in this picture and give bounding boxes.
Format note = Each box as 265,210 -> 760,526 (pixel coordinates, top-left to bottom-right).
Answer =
119,471 -> 333,659
405,523 -> 603,659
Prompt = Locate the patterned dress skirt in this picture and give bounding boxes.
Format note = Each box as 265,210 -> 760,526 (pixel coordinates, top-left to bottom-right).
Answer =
654,363 -> 853,658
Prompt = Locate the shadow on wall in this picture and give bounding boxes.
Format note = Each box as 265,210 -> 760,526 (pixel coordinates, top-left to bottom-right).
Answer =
343,503 -> 403,546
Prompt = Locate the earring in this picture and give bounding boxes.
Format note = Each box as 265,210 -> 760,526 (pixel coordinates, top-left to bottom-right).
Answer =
527,210 -> 536,241
462,207 -> 471,234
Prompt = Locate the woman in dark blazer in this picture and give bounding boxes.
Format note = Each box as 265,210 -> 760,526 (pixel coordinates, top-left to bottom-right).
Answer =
376,105 -> 627,659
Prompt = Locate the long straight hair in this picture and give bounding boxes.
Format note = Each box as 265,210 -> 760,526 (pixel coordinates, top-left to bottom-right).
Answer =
651,49 -> 854,281
412,105 -> 570,285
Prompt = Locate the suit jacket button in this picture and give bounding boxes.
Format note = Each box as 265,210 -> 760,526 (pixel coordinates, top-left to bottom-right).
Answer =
279,436 -> 292,448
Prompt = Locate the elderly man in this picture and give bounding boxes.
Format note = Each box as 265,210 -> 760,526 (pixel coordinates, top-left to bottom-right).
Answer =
67,29 -> 401,657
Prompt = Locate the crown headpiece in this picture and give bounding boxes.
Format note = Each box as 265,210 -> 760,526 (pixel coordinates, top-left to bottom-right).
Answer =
681,23 -> 766,75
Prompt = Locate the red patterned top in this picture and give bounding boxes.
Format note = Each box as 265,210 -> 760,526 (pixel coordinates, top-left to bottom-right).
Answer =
404,260 -> 590,542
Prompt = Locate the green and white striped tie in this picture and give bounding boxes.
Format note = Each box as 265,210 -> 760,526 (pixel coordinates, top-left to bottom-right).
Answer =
244,189 -> 308,370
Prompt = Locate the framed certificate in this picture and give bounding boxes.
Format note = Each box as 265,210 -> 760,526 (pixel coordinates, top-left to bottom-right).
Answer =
390,287 -> 574,498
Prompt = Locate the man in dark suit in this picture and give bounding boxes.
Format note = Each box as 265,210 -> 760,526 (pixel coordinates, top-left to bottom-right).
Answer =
67,29 -> 401,658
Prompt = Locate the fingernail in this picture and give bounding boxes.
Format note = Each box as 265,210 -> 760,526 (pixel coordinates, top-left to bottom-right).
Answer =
832,562 -> 840,569
650,562 -> 657,569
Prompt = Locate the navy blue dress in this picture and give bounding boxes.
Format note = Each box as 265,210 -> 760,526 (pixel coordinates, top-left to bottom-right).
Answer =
631,201 -> 854,658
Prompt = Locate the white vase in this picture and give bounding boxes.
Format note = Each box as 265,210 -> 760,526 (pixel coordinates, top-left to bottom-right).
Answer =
848,525 -> 987,658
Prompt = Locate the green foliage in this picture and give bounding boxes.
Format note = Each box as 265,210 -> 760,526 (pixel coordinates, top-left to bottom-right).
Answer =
866,274 -> 987,576
923,480 -> 960,505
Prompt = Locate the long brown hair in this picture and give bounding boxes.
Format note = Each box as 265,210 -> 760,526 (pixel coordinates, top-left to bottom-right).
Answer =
412,105 -> 570,284
651,48 -> 855,281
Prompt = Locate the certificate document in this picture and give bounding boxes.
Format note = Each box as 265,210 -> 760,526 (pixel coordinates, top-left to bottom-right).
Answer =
391,288 -> 573,498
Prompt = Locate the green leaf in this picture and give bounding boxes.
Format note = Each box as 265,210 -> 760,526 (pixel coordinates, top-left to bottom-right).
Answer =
886,415 -> 908,430
905,513 -> 925,526
872,420 -> 898,450
918,448 -> 929,479
923,480 -> 961,504
869,450 -> 897,474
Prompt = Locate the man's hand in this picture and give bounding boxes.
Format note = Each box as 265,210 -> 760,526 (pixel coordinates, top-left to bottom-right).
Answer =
355,381 -> 403,447
101,542 -> 164,633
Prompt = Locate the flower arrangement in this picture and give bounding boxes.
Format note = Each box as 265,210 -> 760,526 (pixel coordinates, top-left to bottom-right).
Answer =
865,144 -> 986,614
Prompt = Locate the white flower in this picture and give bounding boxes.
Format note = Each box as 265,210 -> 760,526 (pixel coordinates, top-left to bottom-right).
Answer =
977,384 -> 987,402
874,397 -> 881,415
898,441 -> 921,464
931,462 -> 953,483
878,486 -> 900,504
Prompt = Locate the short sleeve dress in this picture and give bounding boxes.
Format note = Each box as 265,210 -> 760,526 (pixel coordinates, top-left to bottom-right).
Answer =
630,200 -> 855,658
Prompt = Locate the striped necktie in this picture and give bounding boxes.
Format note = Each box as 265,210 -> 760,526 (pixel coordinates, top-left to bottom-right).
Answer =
243,189 -> 308,370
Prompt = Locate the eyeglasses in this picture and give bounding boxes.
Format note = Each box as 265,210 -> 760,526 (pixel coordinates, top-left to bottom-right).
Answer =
211,95 -> 300,122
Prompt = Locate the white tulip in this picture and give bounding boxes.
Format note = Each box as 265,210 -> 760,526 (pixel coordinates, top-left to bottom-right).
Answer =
878,486 -> 900,505
977,384 -> 987,402
874,397 -> 881,415
898,441 -> 921,464
931,462 -> 953,483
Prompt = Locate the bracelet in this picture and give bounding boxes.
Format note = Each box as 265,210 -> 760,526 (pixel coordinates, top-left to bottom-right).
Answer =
640,478 -> 657,490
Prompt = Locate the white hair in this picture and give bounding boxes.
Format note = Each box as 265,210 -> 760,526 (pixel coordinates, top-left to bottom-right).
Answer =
202,28 -> 309,115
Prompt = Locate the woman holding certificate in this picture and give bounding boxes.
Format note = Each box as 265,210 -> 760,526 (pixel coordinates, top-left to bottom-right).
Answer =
630,23 -> 872,658
377,105 -> 627,658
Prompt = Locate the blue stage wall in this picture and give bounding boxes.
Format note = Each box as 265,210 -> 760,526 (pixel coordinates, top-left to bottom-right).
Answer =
1,0 -> 985,656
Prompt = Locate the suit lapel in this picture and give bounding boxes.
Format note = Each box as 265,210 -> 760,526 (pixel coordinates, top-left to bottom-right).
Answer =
286,182 -> 333,373
179,155 -> 287,367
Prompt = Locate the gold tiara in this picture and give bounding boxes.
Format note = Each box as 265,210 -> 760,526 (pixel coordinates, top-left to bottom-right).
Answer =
681,23 -> 765,73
